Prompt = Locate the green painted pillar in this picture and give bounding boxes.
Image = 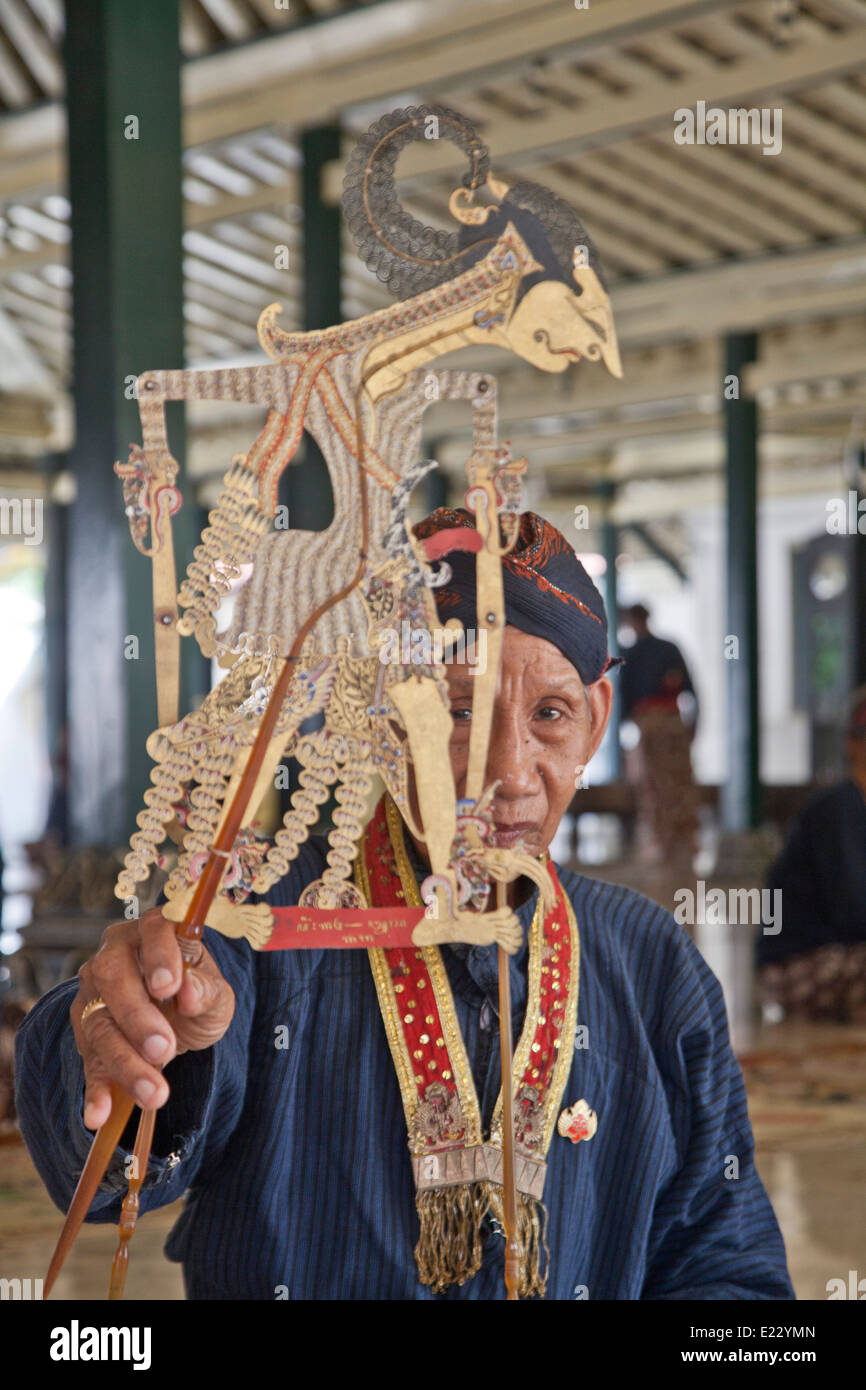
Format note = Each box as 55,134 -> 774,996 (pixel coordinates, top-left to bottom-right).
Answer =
722,333 -> 761,831
294,125 -> 340,531
64,0 -> 188,845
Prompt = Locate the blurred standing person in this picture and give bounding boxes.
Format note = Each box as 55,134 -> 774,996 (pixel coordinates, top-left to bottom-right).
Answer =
620,603 -> 699,868
757,688 -> 866,1023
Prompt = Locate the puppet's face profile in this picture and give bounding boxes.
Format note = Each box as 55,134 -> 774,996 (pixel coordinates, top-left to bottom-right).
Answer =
342,104 -> 624,384
504,269 -> 623,379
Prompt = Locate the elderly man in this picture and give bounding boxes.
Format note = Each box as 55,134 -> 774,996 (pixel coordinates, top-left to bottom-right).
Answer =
16,511 -> 793,1301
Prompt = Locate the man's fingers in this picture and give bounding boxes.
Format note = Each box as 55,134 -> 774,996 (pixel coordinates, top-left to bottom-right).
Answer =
137,909 -> 186,999
86,937 -> 179,1067
70,913 -> 234,1117
173,961 -> 235,1051
78,1008 -> 170,1123
176,963 -> 219,1016
82,1078 -> 113,1132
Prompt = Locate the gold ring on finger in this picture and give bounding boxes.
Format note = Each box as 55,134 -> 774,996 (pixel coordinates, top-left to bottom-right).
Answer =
81,996 -> 109,1025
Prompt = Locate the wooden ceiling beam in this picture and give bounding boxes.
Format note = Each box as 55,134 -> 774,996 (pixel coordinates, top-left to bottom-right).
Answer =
578,146 -> 771,251
798,80 -> 866,144
748,113 -> 866,221
501,51 -> 860,243
744,347 -> 866,393
552,151 -> 763,256
0,24 -> 36,106
324,26 -> 866,190
0,0 -> 63,96
534,160 -> 717,264
819,0 -> 866,20
187,0 -> 742,136
196,0 -> 256,43
0,391 -> 54,439
613,232 -> 866,297
433,389 -> 864,468
0,300 -> 53,391
180,0 -> 214,56
622,133 -> 856,241
618,278 -> 866,347
0,0 -> 746,196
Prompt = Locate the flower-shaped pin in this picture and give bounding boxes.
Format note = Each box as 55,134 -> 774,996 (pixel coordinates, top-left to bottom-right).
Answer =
557,1099 -> 598,1145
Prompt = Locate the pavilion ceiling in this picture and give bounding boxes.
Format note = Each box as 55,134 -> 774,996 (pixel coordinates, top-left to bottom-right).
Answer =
0,0 -> 864,535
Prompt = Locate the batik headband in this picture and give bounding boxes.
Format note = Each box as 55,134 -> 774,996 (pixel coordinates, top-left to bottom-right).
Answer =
414,507 -> 620,686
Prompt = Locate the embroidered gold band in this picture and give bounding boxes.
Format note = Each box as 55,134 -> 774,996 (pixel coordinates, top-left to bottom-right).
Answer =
356,794 -> 580,1297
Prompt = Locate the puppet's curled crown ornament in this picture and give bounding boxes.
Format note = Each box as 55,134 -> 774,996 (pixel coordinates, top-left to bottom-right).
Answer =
46,104 -> 622,1303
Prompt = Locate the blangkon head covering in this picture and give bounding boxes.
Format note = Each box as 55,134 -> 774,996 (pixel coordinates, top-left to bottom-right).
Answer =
413,507 -> 620,686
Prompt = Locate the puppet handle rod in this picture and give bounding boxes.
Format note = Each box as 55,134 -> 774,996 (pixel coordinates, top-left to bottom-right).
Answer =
108,1106 -> 155,1299
464,477 -> 520,1300
43,646 -> 297,1298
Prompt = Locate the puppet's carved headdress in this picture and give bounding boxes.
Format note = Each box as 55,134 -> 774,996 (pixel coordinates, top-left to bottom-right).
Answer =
341,103 -> 609,304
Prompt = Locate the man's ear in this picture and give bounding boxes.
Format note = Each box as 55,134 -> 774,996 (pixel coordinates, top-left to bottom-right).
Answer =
586,677 -> 613,759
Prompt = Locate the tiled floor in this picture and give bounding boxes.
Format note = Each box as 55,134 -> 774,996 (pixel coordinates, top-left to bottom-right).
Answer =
0,1138 -> 185,1300
739,1020 -> 866,1300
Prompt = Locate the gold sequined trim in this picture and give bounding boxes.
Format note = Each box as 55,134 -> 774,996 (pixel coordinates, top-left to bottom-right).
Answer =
383,796 -> 482,1150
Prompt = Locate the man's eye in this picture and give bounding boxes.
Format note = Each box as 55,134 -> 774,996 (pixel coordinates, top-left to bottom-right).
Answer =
536,705 -> 563,720
451,706 -> 473,722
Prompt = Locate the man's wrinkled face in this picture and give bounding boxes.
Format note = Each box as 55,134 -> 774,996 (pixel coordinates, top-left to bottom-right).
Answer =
445,625 -> 612,856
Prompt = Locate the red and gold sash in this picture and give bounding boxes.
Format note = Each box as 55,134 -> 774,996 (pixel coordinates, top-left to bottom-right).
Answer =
356,795 -> 580,1297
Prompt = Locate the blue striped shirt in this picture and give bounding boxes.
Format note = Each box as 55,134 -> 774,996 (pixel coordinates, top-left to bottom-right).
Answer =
15,840 -> 794,1300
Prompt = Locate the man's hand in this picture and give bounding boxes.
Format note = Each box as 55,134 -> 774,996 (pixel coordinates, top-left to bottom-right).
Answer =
71,907 -> 234,1131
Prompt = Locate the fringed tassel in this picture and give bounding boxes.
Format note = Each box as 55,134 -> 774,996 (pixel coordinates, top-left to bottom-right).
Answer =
414,1182 -> 492,1294
414,1181 -> 550,1298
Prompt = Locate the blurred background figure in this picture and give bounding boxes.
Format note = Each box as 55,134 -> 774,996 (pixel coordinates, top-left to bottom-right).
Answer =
619,602 -> 699,870
757,687 -> 866,1024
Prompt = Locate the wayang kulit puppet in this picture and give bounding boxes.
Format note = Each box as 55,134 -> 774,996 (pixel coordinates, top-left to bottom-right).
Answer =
45,105 -> 622,1301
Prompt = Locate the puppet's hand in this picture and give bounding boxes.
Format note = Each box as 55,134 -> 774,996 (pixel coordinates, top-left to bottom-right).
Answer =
162,883 -> 273,948
412,906 -> 522,954
201,897 -> 273,949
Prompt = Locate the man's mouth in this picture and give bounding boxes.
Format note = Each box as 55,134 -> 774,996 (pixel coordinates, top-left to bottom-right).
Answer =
491,822 -> 538,848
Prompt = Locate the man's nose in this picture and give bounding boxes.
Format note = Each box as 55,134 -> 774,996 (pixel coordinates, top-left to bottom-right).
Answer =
485,707 -> 539,797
